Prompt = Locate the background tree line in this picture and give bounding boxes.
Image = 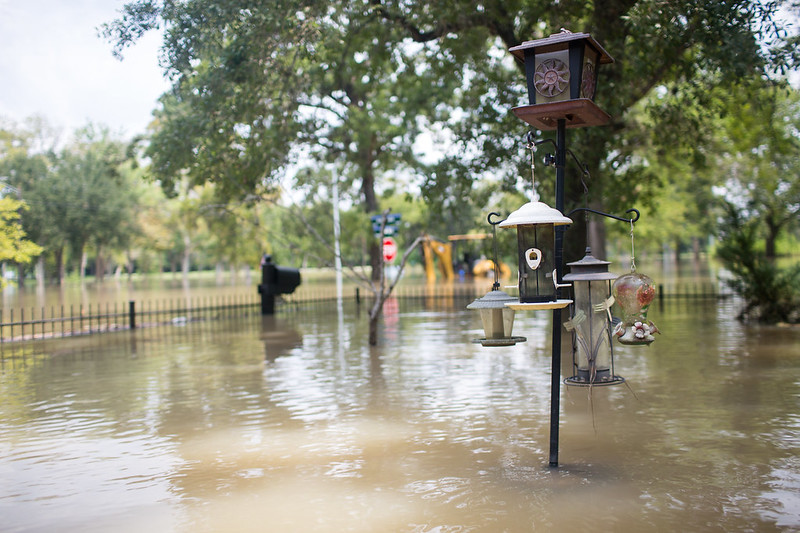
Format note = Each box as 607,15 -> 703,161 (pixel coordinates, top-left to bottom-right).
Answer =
0,116 -> 498,283
0,1 -> 798,301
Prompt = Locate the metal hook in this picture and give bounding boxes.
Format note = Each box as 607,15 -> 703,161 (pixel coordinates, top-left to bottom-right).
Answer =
487,212 -> 504,226
625,208 -> 640,224
487,212 -> 504,290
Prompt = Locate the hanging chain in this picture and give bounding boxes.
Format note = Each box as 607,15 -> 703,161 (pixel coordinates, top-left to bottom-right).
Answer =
629,218 -> 637,272
527,135 -> 536,192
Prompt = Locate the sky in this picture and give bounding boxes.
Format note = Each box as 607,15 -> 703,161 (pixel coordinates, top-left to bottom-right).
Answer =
0,0 -> 170,140
1,1 -> 796,145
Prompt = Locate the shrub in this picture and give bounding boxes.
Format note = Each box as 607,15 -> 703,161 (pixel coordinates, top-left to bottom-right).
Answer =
716,204 -> 800,324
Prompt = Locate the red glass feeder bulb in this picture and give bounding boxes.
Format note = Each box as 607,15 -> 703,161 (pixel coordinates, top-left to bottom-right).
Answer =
611,272 -> 660,345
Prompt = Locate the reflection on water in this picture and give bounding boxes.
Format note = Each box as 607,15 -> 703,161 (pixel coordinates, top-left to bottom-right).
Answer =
1,293 -> 799,532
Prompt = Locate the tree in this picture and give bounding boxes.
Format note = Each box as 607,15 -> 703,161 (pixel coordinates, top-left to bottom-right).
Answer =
103,0 -> 458,280
161,179 -> 212,281
365,1 -> 797,261
0,197 -> 43,284
1,122 -> 145,282
717,202 -> 800,324
0,119 -> 70,281
710,81 -> 800,258
103,1 -> 796,260
607,91 -> 719,259
54,127 -> 139,281
198,189 -> 266,280
113,166 -> 170,276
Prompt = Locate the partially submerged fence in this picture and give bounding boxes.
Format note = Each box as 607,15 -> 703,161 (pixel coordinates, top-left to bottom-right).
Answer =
0,282 -> 735,344
655,281 -> 736,306
0,294 -> 261,343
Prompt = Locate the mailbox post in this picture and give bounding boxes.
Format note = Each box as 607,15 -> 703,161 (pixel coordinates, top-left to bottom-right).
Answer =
258,255 -> 301,315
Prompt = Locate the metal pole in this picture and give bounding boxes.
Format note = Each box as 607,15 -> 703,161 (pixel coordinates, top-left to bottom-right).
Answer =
332,173 -> 343,307
129,300 -> 136,330
549,118 -> 567,467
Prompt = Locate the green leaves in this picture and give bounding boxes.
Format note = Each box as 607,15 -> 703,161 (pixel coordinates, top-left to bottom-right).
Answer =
717,202 -> 800,323
103,0 -> 798,263
0,198 -> 43,272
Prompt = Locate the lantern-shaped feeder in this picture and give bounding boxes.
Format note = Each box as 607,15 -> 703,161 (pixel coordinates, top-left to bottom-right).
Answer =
612,272 -> 660,345
467,290 -> 527,347
499,201 -> 573,309
467,212 -> 527,347
562,248 -> 624,386
509,30 -> 614,130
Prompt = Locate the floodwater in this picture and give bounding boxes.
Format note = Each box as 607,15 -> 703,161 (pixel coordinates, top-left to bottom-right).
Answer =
1,279 -> 800,531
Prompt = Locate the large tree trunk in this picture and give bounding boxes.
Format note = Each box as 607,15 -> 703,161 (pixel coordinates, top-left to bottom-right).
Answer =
765,219 -> 780,259
54,246 -> 65,285
361,133 -> 381,282
96,247 -> 105,282
560,129 -> 609,265
588,208 -> 607,259
368,302 -> 381,346
692,236 -> 701,263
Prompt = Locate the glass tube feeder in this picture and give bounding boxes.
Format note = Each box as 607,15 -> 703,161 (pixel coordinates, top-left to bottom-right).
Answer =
563,248 -> 625,386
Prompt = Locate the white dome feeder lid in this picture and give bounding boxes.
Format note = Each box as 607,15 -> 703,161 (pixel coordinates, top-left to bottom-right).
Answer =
498,201 -> 572,228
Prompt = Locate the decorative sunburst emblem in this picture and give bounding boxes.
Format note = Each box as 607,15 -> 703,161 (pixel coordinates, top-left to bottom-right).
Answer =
534,58 -> 569,98
581,62 -> 596,99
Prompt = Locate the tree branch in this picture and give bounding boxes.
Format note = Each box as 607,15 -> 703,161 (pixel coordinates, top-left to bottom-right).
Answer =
369,0 -> 493,43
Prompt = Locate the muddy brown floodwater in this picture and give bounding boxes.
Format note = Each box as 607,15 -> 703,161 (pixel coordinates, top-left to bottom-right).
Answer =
1,285 -> 799,532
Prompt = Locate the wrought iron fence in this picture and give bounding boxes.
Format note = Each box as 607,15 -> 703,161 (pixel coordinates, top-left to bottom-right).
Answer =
655,281 -> 736,308
0,294 -> 262,343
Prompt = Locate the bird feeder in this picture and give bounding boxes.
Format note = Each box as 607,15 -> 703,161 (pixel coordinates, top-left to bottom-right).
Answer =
612,272 -> 659,345
467,290 -> 526,347
509,30 -> 614,130
499,201 -> 572,307
467,212 -> 526,347
562,248 -> 624,386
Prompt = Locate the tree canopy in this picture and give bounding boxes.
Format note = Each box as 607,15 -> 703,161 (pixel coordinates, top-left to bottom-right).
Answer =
103,0 -> 798,265
711,80 -> 800,258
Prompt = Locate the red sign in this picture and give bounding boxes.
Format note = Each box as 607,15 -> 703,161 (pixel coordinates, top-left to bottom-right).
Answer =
382,236 -> 398,262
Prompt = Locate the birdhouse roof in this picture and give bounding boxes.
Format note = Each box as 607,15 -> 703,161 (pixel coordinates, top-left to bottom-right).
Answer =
509,31 -> 614,64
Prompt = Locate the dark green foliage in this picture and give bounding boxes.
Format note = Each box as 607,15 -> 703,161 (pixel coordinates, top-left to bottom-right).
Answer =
716,203 -> 800,324
99,0 -> 800,275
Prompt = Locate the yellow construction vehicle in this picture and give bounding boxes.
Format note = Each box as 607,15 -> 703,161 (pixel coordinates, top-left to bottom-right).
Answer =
472,258 -> 512,279
421,235 -> 455,283
422,232 -> 512,283
448,233 -> 511,281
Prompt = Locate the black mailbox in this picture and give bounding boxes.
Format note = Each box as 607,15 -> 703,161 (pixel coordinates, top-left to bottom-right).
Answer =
258,255 -> 301,314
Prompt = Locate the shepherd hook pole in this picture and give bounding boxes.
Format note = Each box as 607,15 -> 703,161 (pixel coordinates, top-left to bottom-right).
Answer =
549,118 -> 567,467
